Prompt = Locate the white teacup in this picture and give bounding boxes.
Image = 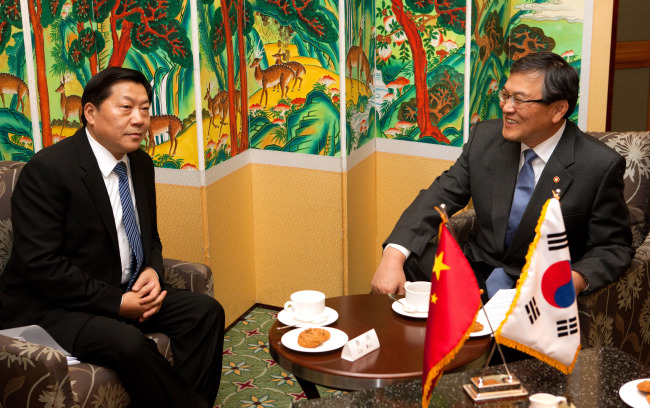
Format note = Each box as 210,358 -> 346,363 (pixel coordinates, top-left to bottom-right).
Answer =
283,290 -> 326,322
404,281 -> 431,313
529,393 -> 567,408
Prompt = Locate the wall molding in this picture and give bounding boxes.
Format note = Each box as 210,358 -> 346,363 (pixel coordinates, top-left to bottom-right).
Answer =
155,139 -> 462,186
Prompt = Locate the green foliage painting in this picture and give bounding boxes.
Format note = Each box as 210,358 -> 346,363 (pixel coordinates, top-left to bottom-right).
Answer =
0,0 -> 590,167
469,0 -> 584,129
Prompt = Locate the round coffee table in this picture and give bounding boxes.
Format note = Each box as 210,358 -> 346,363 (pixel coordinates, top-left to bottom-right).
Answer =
268,294 -> 491,398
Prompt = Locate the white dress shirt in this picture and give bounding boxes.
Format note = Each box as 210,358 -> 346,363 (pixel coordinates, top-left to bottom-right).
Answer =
386,121 -> 566,260
86,129 -> 142,284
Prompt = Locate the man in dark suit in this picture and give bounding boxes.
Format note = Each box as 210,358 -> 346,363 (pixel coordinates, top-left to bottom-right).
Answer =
372,52 -> 635,299
0,67 -> 224,407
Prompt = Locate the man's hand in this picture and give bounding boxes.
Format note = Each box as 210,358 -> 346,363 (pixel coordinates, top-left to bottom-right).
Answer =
371,247 -> 407,294
572,270 -> 588,295
118,268 -> 167,322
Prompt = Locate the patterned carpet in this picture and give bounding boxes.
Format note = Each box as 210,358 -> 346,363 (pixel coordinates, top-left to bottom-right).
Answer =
215,306 -> 346,408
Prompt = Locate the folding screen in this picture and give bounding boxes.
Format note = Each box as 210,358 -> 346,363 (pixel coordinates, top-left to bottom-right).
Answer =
0,0 -> 589,166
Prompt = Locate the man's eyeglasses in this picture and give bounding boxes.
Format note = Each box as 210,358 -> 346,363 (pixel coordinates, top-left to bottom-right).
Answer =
498,89 -> 544,108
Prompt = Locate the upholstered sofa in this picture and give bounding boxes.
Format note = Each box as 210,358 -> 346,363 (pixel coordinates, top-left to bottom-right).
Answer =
449,131 -> 650,366
0,161 -> 214,408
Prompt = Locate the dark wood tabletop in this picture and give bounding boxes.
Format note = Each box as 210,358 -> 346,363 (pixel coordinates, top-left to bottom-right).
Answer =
268,294 -> 492,393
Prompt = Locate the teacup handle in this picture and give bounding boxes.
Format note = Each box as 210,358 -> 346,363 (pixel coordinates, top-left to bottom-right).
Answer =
555,396 -> 567,406
283,301 -> 293,311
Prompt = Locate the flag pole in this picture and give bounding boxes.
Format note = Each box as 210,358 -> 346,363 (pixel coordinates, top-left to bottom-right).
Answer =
478,299 -> 513,381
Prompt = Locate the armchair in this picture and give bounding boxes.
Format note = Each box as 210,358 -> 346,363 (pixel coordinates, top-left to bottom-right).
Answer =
0,161 -> 214,408
446,131 -> 650,365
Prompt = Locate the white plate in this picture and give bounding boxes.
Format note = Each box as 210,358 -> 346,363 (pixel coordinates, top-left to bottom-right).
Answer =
470,310 -> 493,337
281,328 -> 348,353
391,300 -> 428,318
620,379 -> 650,407
277,307 -> 338,327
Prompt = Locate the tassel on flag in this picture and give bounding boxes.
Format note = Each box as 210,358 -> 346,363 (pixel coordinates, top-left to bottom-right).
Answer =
495,196 -> 580,374
422,213 -> 481,407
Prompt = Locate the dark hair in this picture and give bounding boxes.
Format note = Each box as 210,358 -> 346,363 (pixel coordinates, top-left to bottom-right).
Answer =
81,67 -> 153,126
510,52 -> 579,119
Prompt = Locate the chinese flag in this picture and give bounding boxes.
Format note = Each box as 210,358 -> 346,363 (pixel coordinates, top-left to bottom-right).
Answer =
422,224 -> 481,407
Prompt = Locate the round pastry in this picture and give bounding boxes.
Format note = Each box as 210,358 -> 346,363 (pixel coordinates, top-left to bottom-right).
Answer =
637,380 -> 650,393
297,328 -> 331,348
471,320 -> 484,333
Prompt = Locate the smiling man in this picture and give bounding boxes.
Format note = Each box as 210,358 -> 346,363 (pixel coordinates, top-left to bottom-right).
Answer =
371,52 -> 634,301
0,67 -> 224,407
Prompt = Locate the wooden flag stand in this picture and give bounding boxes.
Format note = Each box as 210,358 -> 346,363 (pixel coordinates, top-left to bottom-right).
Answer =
463,302 -> 528,403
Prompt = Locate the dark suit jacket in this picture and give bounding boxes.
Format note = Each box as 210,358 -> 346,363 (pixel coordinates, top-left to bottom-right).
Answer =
386,119 -> 635,291
0,128 -> 162,351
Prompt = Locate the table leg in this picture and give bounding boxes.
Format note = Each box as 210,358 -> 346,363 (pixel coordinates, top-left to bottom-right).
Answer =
295,376 -> 321,399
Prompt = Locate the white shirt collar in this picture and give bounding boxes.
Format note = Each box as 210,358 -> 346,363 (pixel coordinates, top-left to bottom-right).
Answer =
86,128 -> 128,177
521,120 -> 566,163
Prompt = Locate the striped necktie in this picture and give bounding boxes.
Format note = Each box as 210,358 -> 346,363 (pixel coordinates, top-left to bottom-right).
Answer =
486,148 -> 538,298
114,161 -> 144,292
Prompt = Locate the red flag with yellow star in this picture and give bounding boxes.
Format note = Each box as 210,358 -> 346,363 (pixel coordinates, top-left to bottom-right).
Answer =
422,223 -> 481,407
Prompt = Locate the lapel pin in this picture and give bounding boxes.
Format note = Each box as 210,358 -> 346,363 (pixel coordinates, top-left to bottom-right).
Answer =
553,176 -> 560,183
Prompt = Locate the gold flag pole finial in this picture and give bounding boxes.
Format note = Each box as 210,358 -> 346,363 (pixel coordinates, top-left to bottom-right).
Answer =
434,204 -> 449,224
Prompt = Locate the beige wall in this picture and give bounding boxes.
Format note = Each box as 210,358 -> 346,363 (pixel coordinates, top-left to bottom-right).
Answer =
586,0 -> 614,131
156,183 -> 205,263
347,154 -> 377,294
206,166 -> 257,324
252,164 -> 345,305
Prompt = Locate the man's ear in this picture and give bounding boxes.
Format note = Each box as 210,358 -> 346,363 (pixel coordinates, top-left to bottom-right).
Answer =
83,103 -> 96,126
552,100 -> 569,123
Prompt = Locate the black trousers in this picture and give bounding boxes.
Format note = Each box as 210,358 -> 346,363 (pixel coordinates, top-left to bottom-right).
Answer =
72,287 -> 224,408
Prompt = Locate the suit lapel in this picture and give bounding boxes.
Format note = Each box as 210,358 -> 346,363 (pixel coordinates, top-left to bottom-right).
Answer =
505,124 -> 576,257
74,129 -> 120,253
492,141 -> 521,252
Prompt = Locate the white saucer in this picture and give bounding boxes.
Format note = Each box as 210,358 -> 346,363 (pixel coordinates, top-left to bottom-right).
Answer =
619,378 -> 650,407
277,307 -> 338,327
391,300 -> 428,318
470,310 -> 493,337
281,327 -> 348,353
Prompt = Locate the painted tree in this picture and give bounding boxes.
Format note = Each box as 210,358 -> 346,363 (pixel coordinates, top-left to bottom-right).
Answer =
504,24 -> 555,61
428,67 -> 463,121
390,0 -> 466,143
473,0 -> 503,63
399,67 -> 462,125
68,0 -> 193,69
211,1 -> 239,155
209,0 -> 253,155
235,0 -> 252,151
0,0 -> 21,55
254,0 -> 339,67
29,0 -> 66,147
70,0 -> 111,75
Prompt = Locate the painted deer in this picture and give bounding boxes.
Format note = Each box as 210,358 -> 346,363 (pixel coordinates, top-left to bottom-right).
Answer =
0,73 -> 28,113
250,57 -> 294,107
346,46 -> 372,90
204,83 -> 241,137
346,18 -> 373,93
146,115 -> 182,157
216,89 -> 241,125
204,83 -> 220,132
271,50 -> 306,91
55,75 -> 82,134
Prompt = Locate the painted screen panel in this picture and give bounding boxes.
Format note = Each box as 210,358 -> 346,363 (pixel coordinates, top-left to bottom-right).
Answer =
470,0 -> 585,129
0,0 -> 34,162
247,0 -> 342,156
374,0 -> 467,147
